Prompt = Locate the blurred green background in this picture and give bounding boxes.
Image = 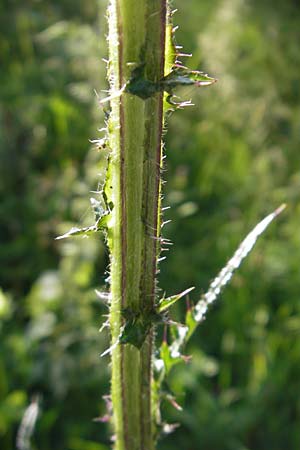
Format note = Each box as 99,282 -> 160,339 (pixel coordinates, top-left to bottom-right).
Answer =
1,1 -> 300,449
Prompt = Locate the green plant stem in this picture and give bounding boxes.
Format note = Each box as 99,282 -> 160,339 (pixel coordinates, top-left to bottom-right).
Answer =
107,1 -> 166,449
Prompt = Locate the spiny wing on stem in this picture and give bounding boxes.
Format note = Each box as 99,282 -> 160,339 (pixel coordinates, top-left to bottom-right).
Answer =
125,65 -> 216,101
55,214 -> 110,240
55,157 -> 114,240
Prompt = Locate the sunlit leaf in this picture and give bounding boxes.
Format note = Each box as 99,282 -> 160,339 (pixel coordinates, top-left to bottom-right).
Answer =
162,67 -> 216,93
157,286 -> 195,313
55,214 -> 109,240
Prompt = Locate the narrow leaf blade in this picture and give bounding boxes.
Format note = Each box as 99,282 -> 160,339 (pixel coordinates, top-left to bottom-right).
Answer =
55,214 -> 109,240
162,67 -> 216,92
194,203 -> 286,322
157,286 -> 195,313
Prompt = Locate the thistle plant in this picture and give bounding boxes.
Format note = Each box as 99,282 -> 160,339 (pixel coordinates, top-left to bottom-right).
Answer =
57,2 -> 285,449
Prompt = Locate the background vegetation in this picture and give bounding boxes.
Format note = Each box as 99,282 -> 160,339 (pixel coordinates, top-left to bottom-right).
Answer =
1,0 -> 300,449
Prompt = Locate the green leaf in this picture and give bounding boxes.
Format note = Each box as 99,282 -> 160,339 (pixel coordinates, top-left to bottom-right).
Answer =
162,67 -> 216,93
126,65 -> 216,102
55,213 -> 109,240
90,197 -> 106,221
160,340 -> 181,375
126,64 -> 158,99
118,308 -> 163,349
185,307 -> 198,341
157,286 -> 195,313
119,318 -> 151,349
193,203 -> 287,323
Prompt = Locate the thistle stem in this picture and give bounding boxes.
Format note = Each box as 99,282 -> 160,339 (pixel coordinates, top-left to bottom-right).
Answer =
107,1 -> 166,449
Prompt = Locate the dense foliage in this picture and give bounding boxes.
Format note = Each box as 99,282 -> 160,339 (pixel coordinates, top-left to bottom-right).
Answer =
1,1 -> 300,449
